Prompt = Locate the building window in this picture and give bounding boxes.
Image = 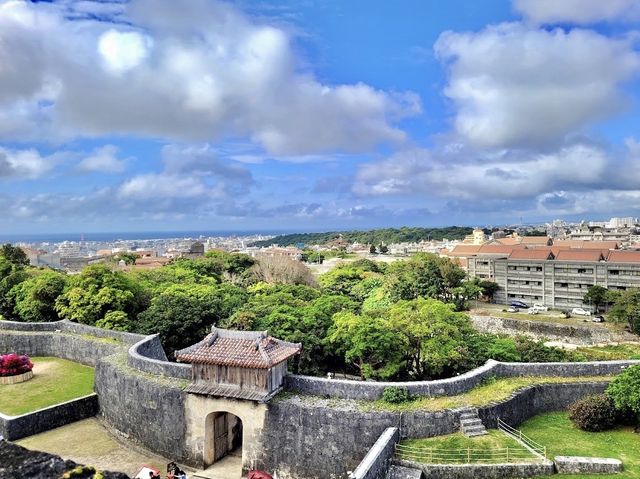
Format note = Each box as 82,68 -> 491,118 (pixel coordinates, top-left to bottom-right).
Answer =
610,270 -> 619,275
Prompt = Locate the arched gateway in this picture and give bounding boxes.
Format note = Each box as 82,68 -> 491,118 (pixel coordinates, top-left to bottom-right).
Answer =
176,328 -> 301,473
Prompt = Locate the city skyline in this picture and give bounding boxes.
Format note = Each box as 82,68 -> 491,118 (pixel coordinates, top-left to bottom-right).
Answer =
2,0 -> 640,234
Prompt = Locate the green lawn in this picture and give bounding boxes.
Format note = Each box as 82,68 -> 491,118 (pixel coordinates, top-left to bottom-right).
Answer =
399,430 -> 538,463
576,343 -> 640,361
0,357 -> 95,416
367,376 -> 612,412
521,412 -> 640,479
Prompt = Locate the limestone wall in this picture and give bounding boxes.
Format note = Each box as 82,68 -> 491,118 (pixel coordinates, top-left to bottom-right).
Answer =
470,315 -> 638,345
0,394 -> 99,441
394,458 -> 555,479
284,359 -> 638,401
348,428 -> 399,479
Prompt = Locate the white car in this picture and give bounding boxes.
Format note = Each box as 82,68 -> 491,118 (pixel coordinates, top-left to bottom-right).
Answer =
527,307 -> 540,315
571,307 -> 591,316
533,303 -> 548,312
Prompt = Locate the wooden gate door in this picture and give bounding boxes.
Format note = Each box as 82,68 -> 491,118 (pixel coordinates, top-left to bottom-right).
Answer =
214,413 -> 229,461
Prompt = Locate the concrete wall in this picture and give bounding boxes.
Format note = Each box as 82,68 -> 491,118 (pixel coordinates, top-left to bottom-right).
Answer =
470,315 -> 638,345
284,359 -> 638,401
348,428 -> 399,479
0,394 -> 99,441
555,456 -> 623,474
394,459 -> 555,479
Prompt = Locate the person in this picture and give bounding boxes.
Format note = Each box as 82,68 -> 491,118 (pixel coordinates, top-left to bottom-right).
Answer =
149,471 -> 161,479
166,462 -> 178,479
175,469 -> 187,479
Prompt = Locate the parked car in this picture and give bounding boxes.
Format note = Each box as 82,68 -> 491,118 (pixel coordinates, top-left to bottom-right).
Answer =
527,307 -> 540,315
571,307 -> 591,316
507,306 -> 520,313
510,301 -> 529,308
532,303 -> 548,312
592,315 -> 605,323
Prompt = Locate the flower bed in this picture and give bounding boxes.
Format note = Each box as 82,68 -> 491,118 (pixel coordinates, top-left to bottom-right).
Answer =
0,353 -> 34,378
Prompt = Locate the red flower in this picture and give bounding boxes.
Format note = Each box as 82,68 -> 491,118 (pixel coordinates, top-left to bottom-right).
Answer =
0,353 -> 33,377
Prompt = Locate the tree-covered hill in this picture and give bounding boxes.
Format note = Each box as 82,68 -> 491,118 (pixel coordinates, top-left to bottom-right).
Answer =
250,226 -> 473,247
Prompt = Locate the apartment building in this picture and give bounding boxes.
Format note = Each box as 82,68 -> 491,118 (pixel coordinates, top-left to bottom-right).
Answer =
445,241 -> 640,309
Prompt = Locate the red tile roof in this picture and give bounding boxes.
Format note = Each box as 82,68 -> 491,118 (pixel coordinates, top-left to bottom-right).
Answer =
508,249 -> 555,260
554,240 -> 619,250
521,236 -> 552,246
445,245 -> 482,256
494,238 -> 522,246
176,328 -> 301,369
606,250 -> 640,263
477,244 -> 524,255
555,250 -> 605,262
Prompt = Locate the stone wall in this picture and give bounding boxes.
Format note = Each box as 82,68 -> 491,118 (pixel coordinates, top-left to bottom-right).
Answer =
348,428 -> 399,479
554,456 -> 623,474
393,459 -> 555,479
94,357 -> 188,462
260,381 -> 608,479
284,359 -> 638,401
470,315 -> 638,345
128,335 -> 191,379
0,394 -> 99,441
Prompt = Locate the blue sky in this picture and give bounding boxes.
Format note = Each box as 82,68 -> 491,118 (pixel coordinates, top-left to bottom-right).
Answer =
1,0 -> 640,234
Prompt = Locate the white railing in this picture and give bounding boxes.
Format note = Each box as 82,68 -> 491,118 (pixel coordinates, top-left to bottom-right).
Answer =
394,443 -> 537,464
497,417 -> 546,459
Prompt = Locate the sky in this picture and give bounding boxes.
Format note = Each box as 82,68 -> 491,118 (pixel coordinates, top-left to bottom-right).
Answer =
1,0 -> 640,234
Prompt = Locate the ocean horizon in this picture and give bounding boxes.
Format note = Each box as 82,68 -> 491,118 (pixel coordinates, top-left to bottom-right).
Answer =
0,230 -> 294,244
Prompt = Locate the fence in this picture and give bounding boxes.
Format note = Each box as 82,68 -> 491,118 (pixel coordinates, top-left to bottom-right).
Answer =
394,443 -> 537,464
497,417 -> 546,459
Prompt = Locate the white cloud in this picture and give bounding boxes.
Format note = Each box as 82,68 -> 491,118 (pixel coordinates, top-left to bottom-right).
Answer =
435,23 -> 640,148
76,145 -> 127,173
514,0 -> 640,25
0,0 -> 418,155
98,30 -> 152,75
118,174 -> 208,200
0,147 -> 57,179
353,144 -> 609,200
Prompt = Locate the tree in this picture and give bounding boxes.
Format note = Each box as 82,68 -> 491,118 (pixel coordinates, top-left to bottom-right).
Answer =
479,280 -> 500,302
251,256 -> 316,286
137,283 -> 247,355
0,257 -> 28,320
386,298 -> 473,379
0,244 -> 29,267
379,244 -> 389,254
114,252 -> 139,265
607,365 -> 640,431
54,265 -> 146,326
369,244 -> 377,254
584,285 -> 609,313
11,270 -> 67,322
328,311 -> 405,379
609,289 -> 640,334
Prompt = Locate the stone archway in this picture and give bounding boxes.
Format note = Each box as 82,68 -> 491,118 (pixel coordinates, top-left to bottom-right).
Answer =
204,411 -> 243,466
184,394 -> 268,473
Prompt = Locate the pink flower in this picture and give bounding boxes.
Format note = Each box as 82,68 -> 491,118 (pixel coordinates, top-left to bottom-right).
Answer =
0,353 -> 33,377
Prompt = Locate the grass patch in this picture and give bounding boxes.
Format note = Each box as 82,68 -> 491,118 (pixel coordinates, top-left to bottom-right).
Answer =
0,357 -> 94,416
366,376 -> 612,412
521,412 -> 640,479
399,430 -> 538,464
576,343 -> 640,361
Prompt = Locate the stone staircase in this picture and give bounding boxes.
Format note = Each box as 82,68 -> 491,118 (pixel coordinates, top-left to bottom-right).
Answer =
459,407 -> 488,437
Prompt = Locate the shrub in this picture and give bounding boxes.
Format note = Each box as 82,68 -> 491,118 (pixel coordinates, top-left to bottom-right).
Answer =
568,394 -> 617,432
382,386 -> 414,404
607,365 -> 640,419
0,353 -> 33,377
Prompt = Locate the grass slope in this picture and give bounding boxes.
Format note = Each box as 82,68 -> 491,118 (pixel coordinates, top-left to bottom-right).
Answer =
0,357 -> 94,416
521,412 -> 640,479
367,376 -> 611,412
400,430 -> 537,463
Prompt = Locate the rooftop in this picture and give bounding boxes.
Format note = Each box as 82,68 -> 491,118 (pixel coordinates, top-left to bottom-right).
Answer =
175,327 -> 301,369
508,249 -> 555,260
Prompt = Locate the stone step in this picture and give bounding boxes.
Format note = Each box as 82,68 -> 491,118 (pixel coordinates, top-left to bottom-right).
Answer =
466,429 -> 489,437
460,418 -> 483,426
386,464 -> 423,479
460,412 -> 477,419
462,424 -> 487,432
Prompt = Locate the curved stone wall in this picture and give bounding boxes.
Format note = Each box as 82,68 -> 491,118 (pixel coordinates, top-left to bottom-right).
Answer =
128,335 -> 191,379
284,359 -> 638,400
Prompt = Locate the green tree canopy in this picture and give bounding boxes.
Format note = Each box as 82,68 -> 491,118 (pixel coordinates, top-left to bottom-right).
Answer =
0,244 -> 29,267
609,289 -> 640,334
11,270 -> 67,322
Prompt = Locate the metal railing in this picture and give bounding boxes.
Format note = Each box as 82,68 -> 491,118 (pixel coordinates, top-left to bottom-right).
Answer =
394,443 -> 537,464
497,417 -> 546,459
